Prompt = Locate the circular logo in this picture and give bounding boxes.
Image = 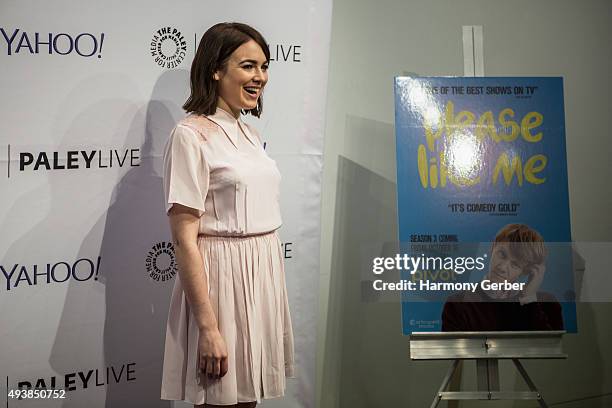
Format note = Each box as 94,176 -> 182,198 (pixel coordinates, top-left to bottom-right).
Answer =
150,27 -> 187,69
146,242 -> 177,282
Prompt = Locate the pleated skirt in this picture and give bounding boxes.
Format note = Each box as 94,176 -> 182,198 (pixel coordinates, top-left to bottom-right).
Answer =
160,230 -> 295,405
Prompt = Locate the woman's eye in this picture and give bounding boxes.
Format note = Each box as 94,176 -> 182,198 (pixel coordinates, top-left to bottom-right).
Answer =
262,65 -> 269,71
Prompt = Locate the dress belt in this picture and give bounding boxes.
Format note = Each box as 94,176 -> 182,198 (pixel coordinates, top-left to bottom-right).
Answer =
197,229 -> 277,239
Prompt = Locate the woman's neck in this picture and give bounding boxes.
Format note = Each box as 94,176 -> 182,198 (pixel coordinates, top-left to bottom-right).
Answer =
216,98 -> 240,119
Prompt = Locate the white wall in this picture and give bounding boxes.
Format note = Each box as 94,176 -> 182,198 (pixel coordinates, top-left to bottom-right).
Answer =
317,0 -> 612,406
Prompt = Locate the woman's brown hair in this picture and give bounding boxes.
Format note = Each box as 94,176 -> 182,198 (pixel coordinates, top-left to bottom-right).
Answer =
183,22 -> 270,117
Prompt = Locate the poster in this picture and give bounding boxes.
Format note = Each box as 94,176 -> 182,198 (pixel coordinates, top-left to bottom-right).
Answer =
394,77 -> 576,334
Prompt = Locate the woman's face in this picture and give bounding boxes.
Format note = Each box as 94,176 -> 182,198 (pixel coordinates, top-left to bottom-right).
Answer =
487,243 -> 528,284
215,39 -> 269,118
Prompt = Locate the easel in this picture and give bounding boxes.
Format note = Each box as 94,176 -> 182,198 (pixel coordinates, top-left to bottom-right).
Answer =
409,331 -> 566,408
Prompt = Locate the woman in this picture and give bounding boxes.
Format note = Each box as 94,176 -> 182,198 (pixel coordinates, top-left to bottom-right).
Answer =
160,22 -> 295,408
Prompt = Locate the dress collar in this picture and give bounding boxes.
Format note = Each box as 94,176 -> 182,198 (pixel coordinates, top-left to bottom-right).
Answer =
205,107 -> 257,149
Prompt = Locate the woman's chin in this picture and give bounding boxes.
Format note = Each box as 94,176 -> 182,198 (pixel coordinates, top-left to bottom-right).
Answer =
239,99 -> 258,111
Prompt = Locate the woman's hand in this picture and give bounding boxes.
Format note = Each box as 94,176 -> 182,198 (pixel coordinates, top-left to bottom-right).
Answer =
198,328 -> 229,379
520,263 -> 546,304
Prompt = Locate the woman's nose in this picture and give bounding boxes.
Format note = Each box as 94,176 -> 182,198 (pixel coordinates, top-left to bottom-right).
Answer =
253,68 -> 266,82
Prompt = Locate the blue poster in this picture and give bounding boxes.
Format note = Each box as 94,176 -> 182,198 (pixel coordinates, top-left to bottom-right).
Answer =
394,77 -> 576,334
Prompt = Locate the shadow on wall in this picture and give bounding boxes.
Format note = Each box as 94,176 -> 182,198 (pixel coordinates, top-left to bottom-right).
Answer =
320,115 -> 450,408
322,152 -> 452,408
48,69 -> 189,407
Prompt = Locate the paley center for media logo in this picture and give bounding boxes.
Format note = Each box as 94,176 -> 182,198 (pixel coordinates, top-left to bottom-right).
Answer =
4,145 -> 141,178
146,242 -> 177,283
150,27 -> 186,69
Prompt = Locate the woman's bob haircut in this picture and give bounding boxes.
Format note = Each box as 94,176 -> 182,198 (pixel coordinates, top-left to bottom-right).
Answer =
183,22 -> 270,118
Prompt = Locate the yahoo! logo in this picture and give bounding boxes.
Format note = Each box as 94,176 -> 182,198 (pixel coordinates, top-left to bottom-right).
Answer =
1,257 -> 102,292
0,28 -> 105,57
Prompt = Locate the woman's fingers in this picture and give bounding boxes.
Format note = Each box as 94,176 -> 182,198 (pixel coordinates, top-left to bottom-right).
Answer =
206,356 -> 215,377
198,329 -> 229,379
201,355 -> 228,379
221,357 -> 229,377
214,358 -> 221,377
199,356 -> 207,375
199,356 -> 211,376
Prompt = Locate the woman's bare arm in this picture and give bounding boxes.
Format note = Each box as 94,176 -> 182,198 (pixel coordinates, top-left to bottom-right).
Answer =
168,204 -> 217,331
168,203 -> 228,378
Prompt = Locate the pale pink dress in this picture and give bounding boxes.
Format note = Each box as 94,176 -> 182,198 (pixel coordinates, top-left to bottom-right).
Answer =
160,107 -> 295,406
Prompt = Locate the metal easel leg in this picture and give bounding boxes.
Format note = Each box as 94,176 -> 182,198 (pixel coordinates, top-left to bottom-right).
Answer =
512,359 -> 549,408
476,358 -> 500,398
430,359 -> 460,408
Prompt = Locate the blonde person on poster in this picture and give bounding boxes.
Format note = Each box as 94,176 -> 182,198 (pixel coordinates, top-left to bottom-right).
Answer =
160,23 -> 295,408
442,223 -> 564,332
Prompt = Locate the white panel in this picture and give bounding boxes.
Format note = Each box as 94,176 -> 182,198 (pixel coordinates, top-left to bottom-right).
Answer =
462,25 -> 475,77
462,25 -> 484,77
473,25 -> 485,76
0,0 -> 331,406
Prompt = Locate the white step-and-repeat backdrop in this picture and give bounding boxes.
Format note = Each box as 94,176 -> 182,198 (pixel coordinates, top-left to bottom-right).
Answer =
0,1 -> 331,407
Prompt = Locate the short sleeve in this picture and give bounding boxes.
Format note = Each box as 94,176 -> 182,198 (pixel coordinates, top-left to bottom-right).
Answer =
163,124 -> 209,216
